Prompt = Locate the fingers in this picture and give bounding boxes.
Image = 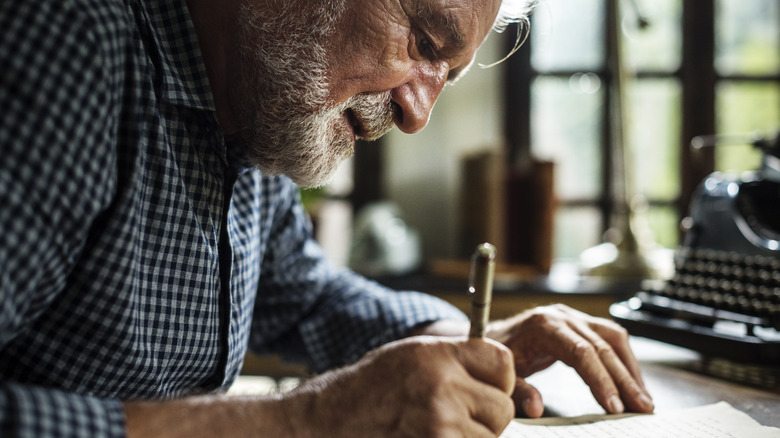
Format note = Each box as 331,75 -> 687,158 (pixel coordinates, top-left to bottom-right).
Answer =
303,337 -> 517,438
512,378 -> 544,418
451,338 -> 517,435
466,382 -> 517,436
546,323 -> 622,413
434,338 -> 517,436
545,307 -> 653,414
456,338 -> 516,395
490,304 -> 655,417
593,320 -> 647,390
451,417 -> 507,438
573,323 -> 654,414
556,306 -> 647,390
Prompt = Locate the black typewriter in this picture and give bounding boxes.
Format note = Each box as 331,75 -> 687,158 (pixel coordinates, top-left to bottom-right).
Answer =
611,131 -> 780,365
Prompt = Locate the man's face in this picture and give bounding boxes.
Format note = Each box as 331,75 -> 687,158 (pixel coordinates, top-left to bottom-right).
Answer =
233,0 -> 501,187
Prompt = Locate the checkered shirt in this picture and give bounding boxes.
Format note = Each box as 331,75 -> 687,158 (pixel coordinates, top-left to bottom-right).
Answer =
0,0 -> 466,436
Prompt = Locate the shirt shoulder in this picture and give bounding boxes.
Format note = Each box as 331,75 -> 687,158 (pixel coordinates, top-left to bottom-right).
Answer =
0,0 -> 135,133
0,0 -> 136,251
0,0 -> 135,142
0,0 -> 132,58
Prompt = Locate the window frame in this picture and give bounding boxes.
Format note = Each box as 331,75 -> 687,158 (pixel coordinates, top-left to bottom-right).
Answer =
502,0 -> 780,253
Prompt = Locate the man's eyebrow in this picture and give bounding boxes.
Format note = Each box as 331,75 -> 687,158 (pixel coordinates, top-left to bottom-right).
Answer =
415,4 -> 466,52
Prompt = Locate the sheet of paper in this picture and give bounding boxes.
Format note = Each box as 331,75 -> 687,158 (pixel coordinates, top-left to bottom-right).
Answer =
500,402 -> 780,438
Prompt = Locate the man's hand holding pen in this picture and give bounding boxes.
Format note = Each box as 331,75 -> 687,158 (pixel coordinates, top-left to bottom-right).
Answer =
279,244 -> 517,438
280,336 -> 517,438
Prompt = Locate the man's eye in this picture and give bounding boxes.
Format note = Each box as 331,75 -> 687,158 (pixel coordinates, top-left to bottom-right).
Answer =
417,32 -> 437,57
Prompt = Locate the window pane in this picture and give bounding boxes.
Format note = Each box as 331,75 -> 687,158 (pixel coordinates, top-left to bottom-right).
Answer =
715,0 -> 780,75
531,0 -> 606,71
627,78 -> 682,200
531,76 -> 604,200
715,81 -> 780,172
623,0 -> 682,72
554,207 -> 602,259
646,206 -> 679,249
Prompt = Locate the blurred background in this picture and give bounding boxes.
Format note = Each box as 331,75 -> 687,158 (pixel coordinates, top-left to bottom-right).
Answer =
304,0 -> 779,280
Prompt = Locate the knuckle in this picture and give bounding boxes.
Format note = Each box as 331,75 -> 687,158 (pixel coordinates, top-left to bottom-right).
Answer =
600,321 -> 630,343
571,341 -> 596,362
412,369 -> 448,397
500,397 -> 515,424
613,370 -> 635,389
612,323 -> 630,339
495,344 -> 514,369
424,399 -> 460,433
593,340 -> 614,357
527,310 -> 556,328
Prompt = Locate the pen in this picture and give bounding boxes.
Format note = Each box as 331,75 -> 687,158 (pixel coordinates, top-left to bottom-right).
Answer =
468,242 -> 496,338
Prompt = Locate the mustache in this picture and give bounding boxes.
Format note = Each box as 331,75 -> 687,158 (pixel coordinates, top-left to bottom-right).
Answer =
343,91 -> 396,141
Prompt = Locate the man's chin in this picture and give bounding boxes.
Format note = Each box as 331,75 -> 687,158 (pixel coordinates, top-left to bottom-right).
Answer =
246,119 -> 358,188
288,150 -> 354,188
290,167 -> 339,189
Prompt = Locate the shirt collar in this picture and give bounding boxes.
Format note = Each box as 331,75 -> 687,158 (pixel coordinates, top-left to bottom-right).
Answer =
138,0 -> 215,111
138,0 -> 256,171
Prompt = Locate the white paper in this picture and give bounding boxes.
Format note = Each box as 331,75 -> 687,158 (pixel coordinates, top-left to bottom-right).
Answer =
500,402 -> 780,438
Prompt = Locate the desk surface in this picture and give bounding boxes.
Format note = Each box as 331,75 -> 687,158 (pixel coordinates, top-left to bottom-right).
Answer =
526,337 -> 780,427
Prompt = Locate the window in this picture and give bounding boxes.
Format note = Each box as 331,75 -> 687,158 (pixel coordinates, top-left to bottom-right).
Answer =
715,0 -> 780,172
505,0 -> 780,261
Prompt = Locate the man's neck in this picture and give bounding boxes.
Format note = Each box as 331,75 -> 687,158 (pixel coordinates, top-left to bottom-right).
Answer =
184,0 -> 242,135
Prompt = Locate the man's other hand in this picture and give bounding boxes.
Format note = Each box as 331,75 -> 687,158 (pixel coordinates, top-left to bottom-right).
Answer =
487,304 -> 655,418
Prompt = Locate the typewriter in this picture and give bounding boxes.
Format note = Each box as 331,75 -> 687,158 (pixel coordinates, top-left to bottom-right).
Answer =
611,131 -> 780,365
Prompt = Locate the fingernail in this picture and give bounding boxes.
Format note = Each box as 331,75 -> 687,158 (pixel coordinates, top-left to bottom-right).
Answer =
638,394 -> 654,411
608,395 -> 624,414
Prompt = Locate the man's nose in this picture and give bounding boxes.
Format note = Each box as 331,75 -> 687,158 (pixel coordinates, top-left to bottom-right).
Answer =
390,62 -> 449,134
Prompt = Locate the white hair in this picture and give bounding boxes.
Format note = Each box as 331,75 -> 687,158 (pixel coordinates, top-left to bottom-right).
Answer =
481,0 -> 538,67
493,0 -> 537,32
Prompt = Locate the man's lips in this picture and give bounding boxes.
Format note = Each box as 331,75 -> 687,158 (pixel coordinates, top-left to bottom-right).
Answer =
345,108 -> 366,139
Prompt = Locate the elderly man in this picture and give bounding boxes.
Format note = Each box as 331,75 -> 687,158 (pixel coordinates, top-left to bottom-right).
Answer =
0,0 -> 654,436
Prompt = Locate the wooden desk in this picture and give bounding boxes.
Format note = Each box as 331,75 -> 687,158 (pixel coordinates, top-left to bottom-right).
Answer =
526,337 -> 780,427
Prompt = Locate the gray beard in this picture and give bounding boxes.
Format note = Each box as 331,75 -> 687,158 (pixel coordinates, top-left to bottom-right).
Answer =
234,1 -> 394,188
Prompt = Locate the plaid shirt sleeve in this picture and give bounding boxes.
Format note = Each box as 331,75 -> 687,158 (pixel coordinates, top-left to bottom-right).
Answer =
0,2 -> 126,437
0,384 -> 125,438
249,180 -> 467,372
